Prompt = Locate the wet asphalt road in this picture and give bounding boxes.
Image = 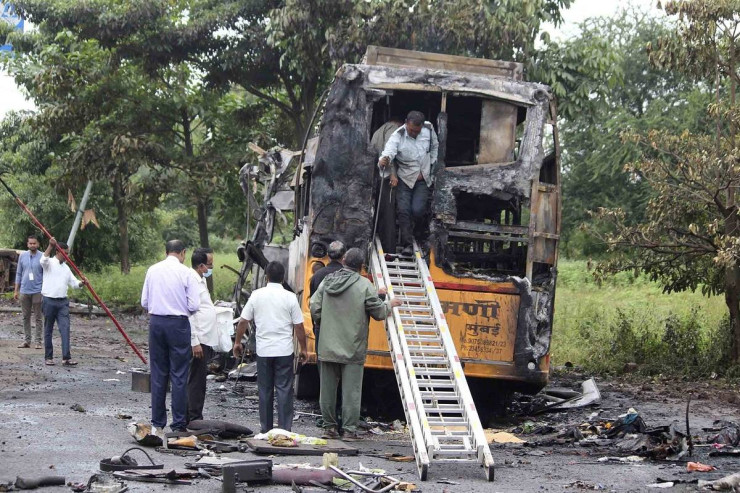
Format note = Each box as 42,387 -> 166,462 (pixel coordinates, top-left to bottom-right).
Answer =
1,305 -> 740,492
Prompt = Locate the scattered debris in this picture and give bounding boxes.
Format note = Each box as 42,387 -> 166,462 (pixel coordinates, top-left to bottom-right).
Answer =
254,429 -> 328,446
228,361 -> 257,381
127,422 -> 163,447
686,461 -> 716,472
99,447 -> 163,472
710,448 -> 740,457
706,420 -> 740,447
485,431 -> 526,444
111,469 -> 196,485
547,378 -> 602,410
647,482 -> 675,489
115,413 -> 132,420
69,474 -> 127,493
14,475 -> 65,490
597,456 -> 644,463
564,480 -> 604,490
222,460 -> 272,491
186,419 -> 253,439
70,403 -> 86,413
697,472 -> 740,491
437,478 -> 460,485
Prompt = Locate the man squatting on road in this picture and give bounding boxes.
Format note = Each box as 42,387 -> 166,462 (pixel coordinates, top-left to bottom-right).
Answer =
141,239 -> 200,434
41,237 -> 86,366
233,261 -> 308,434
14,234 -> 43,349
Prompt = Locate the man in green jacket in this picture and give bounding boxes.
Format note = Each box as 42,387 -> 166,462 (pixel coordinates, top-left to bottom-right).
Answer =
309,248 -> 401,439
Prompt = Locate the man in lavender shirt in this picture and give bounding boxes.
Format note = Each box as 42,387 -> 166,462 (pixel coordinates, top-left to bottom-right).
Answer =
141,239 -> 200,433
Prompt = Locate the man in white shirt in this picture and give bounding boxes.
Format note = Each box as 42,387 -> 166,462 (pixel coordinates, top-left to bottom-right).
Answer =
379,110 -> 439,256
233,261 -> 308,433
40,238 -> 86,366
187,247 -> 218,423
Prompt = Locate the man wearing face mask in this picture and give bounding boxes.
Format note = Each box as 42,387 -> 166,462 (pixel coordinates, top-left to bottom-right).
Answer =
141,239 -> 200,434
186,247 -> 218,423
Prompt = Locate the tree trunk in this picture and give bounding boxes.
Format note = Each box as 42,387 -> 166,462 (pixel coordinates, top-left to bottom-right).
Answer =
112,173 -> 131,274
196,198 -> 213,294
724,264 -> 740,363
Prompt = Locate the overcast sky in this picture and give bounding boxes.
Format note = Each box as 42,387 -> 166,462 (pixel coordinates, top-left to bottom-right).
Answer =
0,0 -> 662,119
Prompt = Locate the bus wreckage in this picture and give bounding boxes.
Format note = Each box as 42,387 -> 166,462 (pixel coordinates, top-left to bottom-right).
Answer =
234,46 -> 561,479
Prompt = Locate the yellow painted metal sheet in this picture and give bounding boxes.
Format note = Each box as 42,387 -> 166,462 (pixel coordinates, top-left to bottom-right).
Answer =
437,289 -> 519,362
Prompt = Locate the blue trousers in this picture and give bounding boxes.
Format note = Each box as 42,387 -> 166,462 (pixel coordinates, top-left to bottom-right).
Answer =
42,296 -> 71,360
396,180 -> 430,247
149,315 -> 191,430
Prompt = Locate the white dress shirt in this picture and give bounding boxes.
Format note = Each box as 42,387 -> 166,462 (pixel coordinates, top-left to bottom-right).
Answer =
240,283 -> 303,357
189,272 -> 219,348
40,255 -> 82,298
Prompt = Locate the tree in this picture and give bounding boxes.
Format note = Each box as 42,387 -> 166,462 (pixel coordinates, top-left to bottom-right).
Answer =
591,0 -> 740,362
536,7 -> 713,256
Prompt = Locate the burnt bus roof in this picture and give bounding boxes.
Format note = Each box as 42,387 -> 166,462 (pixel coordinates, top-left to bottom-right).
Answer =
308,57 -> 553,254
363,45 -> 524,80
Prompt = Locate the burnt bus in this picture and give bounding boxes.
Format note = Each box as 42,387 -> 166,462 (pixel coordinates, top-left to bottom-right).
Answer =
287,46 -> 560,418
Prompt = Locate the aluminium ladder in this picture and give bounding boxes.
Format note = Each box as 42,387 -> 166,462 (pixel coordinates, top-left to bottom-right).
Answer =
369,239 -> 495,481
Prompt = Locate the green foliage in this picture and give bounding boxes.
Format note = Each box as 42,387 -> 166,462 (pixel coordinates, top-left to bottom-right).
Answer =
555,7 -> 714,257
552,261 -> 733,376
72,252 -> 243,309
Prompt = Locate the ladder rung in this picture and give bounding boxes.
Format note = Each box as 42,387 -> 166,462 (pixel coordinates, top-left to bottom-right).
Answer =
409,347 -> 446,357
404,335 -> 441,343
410,357 -> 448,364
416,379 -> 456,388
424,404 -> 464,412
413,367 -> 452,376
420,391 -> 459,399
399,316 -> 435,323
433,449 -> 478,457
428,418 -> 468,426
387,260 -> 417,267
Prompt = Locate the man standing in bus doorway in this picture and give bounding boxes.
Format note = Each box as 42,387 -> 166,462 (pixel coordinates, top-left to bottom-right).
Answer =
370,116 -> 403,253
378,110 -> 439,256
309,248 -> 401,440
14,234 -> 44,349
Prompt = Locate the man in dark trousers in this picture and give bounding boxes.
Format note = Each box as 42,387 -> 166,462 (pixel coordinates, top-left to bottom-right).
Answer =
370,117 -> 403,252
141,240 -> 200,435
309,248 -> 400,439
233,262 -> 308,433
309,240 -> 345,349
187,247 -> 218,423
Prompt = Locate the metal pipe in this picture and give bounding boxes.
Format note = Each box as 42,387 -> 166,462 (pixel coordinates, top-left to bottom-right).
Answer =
67,180 -> 93,250
0,176 -> 148,364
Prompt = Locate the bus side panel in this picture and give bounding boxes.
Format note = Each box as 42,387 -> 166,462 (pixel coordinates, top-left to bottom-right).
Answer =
437,289 -> 519,363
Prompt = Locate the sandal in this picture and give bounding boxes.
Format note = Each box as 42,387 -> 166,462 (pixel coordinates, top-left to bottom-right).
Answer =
45,360 -> 55,366
18,342 -> 30,348
62,359 -> 78,366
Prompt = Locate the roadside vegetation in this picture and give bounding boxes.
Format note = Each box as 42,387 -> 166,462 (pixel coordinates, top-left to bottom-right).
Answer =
553,261 -> 732,377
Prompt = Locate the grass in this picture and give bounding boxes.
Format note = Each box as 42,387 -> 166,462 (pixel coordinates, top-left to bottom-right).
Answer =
69,252 -> 243,309
552,260 -> 731,376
